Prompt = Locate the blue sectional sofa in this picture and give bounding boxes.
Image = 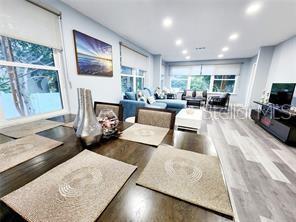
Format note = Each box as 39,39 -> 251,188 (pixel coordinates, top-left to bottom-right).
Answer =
120,88 -> 186,120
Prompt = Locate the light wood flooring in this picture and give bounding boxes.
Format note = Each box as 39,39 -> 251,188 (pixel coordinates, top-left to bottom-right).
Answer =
199,107 -> 296,222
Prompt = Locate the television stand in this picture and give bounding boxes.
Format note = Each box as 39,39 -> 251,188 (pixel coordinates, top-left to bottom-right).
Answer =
251,101 -> 296,146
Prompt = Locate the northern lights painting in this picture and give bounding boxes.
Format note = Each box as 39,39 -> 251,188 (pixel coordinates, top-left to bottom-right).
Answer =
73,30 -> 113,76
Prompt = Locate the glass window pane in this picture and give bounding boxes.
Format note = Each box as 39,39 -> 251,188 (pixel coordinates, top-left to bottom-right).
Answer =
190,75 -> 211,91
0,66 -> 63,119
121,76 -> 134,93
172,75 -> 188,80
215,75 -> 236,80
213,80 -> 235,93
171,79 -> 187,91
227,75 -> 236,79
0,36 -> 55,66
0,39 -> 4,60
0,66 -> 10,93
121,66 -> 132,75
136,77 -> 144,90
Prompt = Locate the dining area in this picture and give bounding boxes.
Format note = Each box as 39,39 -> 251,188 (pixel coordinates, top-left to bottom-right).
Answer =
0,89 -> 233,222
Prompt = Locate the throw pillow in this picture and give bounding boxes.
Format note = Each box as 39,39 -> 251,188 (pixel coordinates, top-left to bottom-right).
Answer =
192,90 -> 196,97
195,91 -> 203,98
142,89 -> 151,98
154,93 -> 161,99
185,90 -> 192,97
147,96 -> 156,104
137,90 -> 143,99
138,96 -> 147,103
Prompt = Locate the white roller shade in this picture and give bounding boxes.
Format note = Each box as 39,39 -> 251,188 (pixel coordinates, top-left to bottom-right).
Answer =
201,65 -> 215,75
202,64 -> 241,75
191,66 -> 202,75
0,0 -> 62,50
120,45 -> 148,71
170,65 -> 201,76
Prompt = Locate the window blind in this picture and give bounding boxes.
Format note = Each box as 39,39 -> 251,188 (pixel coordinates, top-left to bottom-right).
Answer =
201,64 -> 241,75
0,0 -> 62,50
120,44 -> 148,71
170,65 -> 201,76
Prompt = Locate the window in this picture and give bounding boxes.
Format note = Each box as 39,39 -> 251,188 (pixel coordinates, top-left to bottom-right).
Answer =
190,76 -> 211,91
136,69 -> 145,91
120,66 -> 145,93
213,75 -> 236,93
0,35 -> 63,120
170,75 -> 211,91
136,77 -> 144,90
121,76 -> 134,93
121,66 -> 132,75
169,65 -> 239,93
170,75 -> 188,91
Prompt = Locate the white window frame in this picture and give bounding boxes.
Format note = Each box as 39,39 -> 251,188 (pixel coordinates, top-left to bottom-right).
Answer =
169,74 -> 238,94
170,75 -> 189,91
0,46 -> 68,127
120,66 -> 145,93
212,75 -> 237,94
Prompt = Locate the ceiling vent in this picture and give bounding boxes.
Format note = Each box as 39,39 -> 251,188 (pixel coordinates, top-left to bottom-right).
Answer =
195,47 -> 206,51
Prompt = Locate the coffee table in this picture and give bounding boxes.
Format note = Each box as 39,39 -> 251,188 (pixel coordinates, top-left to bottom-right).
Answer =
175,108 -> 203,132
186,97 -> 206,108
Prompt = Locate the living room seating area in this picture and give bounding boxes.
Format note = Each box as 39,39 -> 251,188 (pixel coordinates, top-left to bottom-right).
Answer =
120,88 -> 186,119
182,89 -> 208,108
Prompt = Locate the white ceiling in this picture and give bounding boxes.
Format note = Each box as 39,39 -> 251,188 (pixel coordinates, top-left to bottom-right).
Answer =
61,0 -> 296,62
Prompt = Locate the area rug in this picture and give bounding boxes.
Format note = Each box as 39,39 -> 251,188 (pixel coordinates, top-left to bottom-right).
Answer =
136,145 -> 233,217
0,119 -> 63,138
1,150 -> 137,222
119,123 -> 169,146
0,134 -> 63,173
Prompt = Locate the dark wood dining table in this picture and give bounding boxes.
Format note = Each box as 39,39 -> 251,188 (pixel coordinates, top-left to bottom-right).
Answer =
0,114 -> 232,222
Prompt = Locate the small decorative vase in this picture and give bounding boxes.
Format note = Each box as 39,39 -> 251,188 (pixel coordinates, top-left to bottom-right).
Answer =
73,88 -> 84,132
76,89 -> 102,147
97,109 -> 119,137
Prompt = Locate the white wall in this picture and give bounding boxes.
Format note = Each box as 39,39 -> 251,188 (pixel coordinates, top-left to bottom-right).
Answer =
245,36 -> 296,107
152,55 -> 162,88
44,0 -> 154,113
245,55 -> 258,106
164,63 -> 170,88
248,46 -> 274,106
230,59 -> 253,105
265,36 -> 296,93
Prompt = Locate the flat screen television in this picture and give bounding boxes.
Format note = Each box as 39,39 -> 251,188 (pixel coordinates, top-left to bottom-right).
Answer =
269,83 -> 296,106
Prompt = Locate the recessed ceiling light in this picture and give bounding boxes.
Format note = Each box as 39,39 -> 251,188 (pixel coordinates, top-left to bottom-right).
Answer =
162,17 -> 173,28
185,56 -> 190,60
218,54 -> 224,58
222,47 -> 229,52
182,49 -> 188,54
229,33 -> 239,41
246,2 -> 263,15
176,39 -> 183,46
